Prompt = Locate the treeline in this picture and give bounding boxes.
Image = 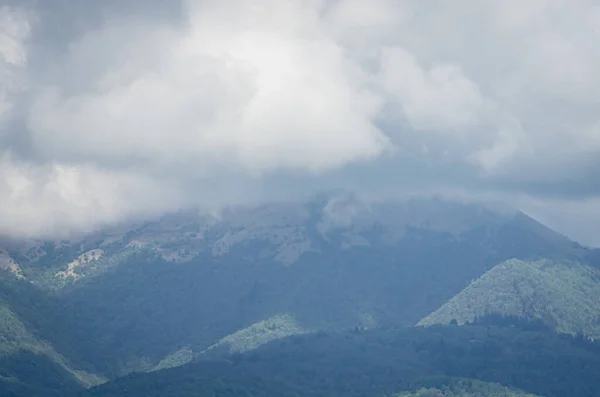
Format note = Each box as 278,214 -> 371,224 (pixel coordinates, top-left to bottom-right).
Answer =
80,318 -> 600,397
0,351 -> 83,397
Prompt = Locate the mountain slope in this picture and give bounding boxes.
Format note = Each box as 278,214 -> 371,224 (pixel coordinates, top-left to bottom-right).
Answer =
418,258 -> 600,338
4,196 -> 579,290
51,197 -> 586,376
0,272 -> 105,396
0,195 -> 593,390
0,302 -> 101,385
79,322 -> 600,397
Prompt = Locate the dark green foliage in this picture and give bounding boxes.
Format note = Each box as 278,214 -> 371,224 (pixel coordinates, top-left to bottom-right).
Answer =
394,378 -> 539,396
1,199 -> 597,396
55,209 -> 583,376
419,259 -> 600,337
0,351 -> 84,397
58,250 -> 292,375
80,322 -> 600,397
0,272 -> 92,368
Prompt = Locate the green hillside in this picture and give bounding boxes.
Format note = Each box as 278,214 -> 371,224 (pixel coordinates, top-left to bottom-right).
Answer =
49,200 -> 586,376
0,198 -> 596,395
0,302 -> 103,395
0,273 -> 105,393
80,322 -> 599,397
393,378 -> 541,396
419,259 -> 600,338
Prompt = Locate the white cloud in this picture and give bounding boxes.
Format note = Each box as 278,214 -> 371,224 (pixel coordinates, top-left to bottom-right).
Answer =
0,154 -> 187,238
1,0 -> 600,241
379,47 -> 485,132
0,6 -> 29,66
28,1 -> 389,176
0,6 -> 30,125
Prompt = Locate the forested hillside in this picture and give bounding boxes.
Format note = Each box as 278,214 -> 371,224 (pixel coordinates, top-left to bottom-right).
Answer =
79,319 -> 600,397
0,273 -> 104,394
0,198 -> 598,396
419,258 -> 600,337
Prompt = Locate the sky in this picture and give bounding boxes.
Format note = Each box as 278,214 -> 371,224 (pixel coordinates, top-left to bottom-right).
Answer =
1,0 -> 600,245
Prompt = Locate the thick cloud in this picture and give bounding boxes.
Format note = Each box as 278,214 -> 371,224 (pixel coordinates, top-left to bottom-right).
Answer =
1,0 -> 600,244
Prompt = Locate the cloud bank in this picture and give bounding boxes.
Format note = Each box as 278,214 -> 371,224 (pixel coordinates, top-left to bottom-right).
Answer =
1,0 -> 600,244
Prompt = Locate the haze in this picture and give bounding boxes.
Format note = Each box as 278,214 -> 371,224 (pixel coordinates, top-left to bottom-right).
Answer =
1,0 -> 599,245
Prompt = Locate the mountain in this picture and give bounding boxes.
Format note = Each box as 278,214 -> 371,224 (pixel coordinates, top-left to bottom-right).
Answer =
418,258 -> 600,338
0,194 -> 597,395
0,273 -> 105,395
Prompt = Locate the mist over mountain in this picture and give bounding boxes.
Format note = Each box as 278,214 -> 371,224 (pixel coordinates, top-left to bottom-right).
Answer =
2,0 -> 600,246
0,194 -> 599,396
3,0 -> 600,396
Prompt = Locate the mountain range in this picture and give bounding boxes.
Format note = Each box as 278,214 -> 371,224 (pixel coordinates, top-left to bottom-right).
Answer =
0,193 -> 599,396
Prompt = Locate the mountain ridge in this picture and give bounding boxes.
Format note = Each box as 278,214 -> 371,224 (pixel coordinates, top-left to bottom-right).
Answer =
0,195 -> 597,395
418,258 -> 600,338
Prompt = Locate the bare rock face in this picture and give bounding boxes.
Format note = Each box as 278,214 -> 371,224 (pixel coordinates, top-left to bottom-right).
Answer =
0,249 -> 24,279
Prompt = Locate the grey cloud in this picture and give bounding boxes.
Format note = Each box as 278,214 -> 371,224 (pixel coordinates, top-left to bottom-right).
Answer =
1,0 -> 600,244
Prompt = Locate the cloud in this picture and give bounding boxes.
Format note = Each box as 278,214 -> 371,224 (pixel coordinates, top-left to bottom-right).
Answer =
1,0 -> 600,244
0,5 -> 29,125
0,153 -> 189,237
28,0 -> 390,176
